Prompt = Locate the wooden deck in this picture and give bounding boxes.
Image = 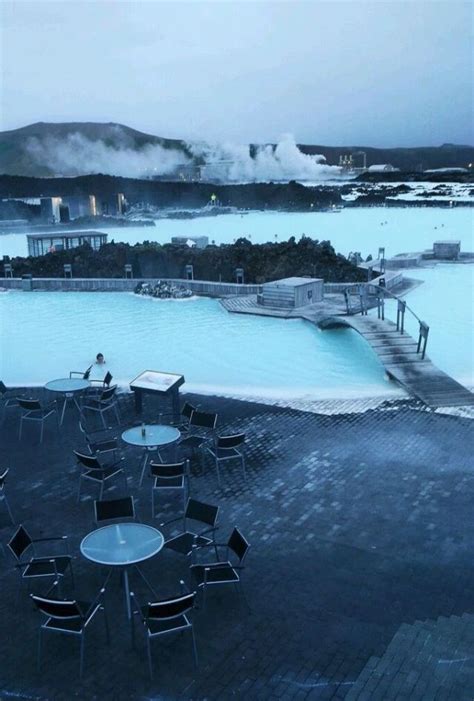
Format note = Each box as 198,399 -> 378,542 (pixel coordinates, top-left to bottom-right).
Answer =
221,295 -> 474,409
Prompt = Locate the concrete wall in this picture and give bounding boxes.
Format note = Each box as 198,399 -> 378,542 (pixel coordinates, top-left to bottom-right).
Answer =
433,241 -> 461,260
0,277 -> 261,297
385,255 -> 422,269
324,271 -> 403,294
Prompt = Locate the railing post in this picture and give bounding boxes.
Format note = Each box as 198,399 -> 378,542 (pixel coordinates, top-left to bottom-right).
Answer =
358,286 -> 367,315
344,290 -> 350,315
417,322 -> 429,359
397,300 -> 406,334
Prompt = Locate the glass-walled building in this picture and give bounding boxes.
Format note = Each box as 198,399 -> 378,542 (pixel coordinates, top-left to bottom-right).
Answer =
26,231 -> 107,257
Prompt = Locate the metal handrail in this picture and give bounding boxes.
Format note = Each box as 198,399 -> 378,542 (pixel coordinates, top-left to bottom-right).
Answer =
343,282 -> 430,359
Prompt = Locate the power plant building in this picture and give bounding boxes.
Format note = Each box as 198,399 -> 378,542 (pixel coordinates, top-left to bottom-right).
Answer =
40,197 -> 62,223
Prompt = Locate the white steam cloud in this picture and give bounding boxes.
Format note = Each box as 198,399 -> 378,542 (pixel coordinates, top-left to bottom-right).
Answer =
26,130 -> 341,182
26,133 -> 190,178
193,133 -> 339,182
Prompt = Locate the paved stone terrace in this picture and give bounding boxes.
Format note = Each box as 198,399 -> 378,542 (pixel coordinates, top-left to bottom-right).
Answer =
1,390 -> 474,700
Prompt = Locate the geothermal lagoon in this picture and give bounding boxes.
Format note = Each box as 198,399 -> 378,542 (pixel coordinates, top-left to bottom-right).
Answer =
1,206 -> 472,397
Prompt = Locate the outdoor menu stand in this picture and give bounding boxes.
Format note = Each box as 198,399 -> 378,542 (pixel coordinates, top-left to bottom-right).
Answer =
129,370 -> 185,419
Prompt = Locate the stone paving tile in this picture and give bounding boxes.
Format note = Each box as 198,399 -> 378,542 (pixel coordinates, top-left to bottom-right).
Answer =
1,389 -> 474,700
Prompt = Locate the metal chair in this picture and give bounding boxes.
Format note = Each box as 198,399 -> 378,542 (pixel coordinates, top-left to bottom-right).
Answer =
205,433 -> 246,487
130,583 -> 198,679
179,410 -> 218,467
158,401 -> 197,432
190,527 -> 250,610
18,398 -> 59,443
74,450 -> 127,502
31,581 -> 109,679
7,525 -> 74,598
69,365 -> 93,380
0,468 -> 14,524
161,498 -> 219,557
0,380 -> 21,422
81,385 -> 120,428
89,370 -> 113,391
79,419 -> 119,460
149,460 -> 189,519
94,496 -> 136,525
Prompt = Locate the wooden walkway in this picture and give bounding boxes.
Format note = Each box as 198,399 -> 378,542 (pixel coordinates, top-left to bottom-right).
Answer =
221,295 -> 474,409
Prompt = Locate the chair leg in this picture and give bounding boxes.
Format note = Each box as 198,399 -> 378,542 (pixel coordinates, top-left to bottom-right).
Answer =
102,606 -> 110,643
100,411 -> 107,429
79,634 -> 85,679
99,481 -> 104,500
139,453 -> 149,488
238,581 -> 251,613
69,562 -> 75,591
190,627 -> 199,667
147,636 -> 154,680
215,458 -> 221,487
37,628 -> 43,671
18,417 -> 23,440
40,420 -> 44,444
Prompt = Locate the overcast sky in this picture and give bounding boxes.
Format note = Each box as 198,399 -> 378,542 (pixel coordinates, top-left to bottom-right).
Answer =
0,0 -> 472,146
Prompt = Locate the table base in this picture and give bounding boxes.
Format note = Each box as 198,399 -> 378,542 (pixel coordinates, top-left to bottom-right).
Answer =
101,564 -> 158,619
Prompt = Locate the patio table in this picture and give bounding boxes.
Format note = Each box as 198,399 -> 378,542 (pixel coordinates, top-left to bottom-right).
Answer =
122,424 -> 181,487
45,377 -> 90,425
80,523 -> 164,619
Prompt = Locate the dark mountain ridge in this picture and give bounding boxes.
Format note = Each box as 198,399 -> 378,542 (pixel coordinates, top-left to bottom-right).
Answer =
1,122 -> 472,177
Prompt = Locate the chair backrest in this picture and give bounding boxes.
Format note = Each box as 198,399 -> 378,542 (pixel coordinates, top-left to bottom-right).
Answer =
103,371 -> 113,387
189,410 -> 217,430
217,433 -> 246,450
147,592 -> 196,621
31,594 -> 82,620
83,365 -> 93,380
185,498 -> 219,527
227,527 -> 250,564
18,398 -> 41,411
99,385 -> 117,402
181,402 -> 196,420
0,467 -> 8,489
0,380 -> 8,395
94,496 -> 135,523
8,525 -> 33,561
74,450 -> 101,470
150,461 -> 186,480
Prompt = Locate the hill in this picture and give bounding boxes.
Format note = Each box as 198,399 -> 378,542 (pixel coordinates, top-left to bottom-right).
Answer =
0,121 -> 473,178
0,121 -> 192,177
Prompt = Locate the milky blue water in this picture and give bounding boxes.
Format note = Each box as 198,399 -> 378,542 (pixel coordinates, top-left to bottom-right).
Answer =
382,264 -> 474,387
0,291 -> 401,399
0,207 -> 472,259
1,207 -> 472,398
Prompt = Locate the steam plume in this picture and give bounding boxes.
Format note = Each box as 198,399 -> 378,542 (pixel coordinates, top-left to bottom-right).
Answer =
25,129 -> 340,181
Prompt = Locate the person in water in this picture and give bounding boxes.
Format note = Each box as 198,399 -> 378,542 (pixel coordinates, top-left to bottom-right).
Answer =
96,353 -> 106,364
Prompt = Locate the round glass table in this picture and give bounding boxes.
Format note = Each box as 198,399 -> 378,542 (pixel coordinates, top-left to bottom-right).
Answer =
80,523 -> 164,618
122,425 -> 181,486
45,377 -> 90,425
